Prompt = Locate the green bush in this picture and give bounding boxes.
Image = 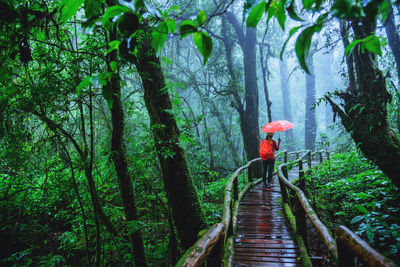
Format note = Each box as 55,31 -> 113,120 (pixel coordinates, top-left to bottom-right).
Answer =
304,150 -> 400,264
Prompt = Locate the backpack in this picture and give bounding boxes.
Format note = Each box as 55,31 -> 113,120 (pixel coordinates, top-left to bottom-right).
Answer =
259,140 -> 274,160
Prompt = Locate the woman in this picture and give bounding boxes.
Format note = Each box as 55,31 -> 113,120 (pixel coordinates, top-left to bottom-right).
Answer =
259,133 -> 281,188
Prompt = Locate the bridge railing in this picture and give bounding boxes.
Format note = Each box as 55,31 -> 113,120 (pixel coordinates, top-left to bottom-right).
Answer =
176,150 -> 397,267
176,156 -> 263,266
278,150 -> 397,267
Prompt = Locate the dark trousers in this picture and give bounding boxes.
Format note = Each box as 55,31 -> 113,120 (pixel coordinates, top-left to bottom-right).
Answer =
262,158 -> 275,184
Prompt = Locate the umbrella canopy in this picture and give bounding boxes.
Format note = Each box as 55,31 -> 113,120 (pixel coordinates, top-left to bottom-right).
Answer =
262,120 -> 294,133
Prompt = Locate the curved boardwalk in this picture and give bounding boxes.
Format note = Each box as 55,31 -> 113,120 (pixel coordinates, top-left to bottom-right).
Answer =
233,171 -> 301,266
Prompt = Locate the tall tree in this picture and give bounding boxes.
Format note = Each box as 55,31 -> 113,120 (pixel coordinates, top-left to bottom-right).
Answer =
384,2 -> 400,83
126,22 -> 207,249
106,13 -> 147,265
327,17 -> 400,189
223,12 -> 261,175
305,54 -> 317,151
259,31 -> 272,123
279,56 -> 295,151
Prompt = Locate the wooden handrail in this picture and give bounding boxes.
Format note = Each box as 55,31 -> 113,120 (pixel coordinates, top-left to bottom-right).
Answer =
336,226 -> 398,267
278,151 -> 339,262
175,223 -> 225,267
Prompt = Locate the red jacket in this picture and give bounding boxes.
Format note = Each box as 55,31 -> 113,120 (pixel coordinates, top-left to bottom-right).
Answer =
259,139 -> 280,160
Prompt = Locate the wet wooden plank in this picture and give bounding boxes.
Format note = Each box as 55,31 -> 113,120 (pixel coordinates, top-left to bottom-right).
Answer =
234,179 -> 300,266
234,260 -> 301,266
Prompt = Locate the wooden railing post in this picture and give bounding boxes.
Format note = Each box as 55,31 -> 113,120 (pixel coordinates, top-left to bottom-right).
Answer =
307,151 -> 312,169
248,164 -> 253,183
279,165 -> 289,204
319,151 -> 323,163
298,160 -> 305,192
284,150 -> 288,164
233,177 -> 238,201
336,235 -> 355,267
294,197 -> 308,248
206,229 -> 225,267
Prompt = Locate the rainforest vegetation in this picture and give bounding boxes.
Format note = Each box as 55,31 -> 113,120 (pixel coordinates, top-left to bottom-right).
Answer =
0,0 -> 399,266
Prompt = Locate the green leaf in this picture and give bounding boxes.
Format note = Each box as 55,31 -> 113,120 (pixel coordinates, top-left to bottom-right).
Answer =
110,61 -> 117,72
350,215 -> 364,224
36,30 -> 46,42
316,12 -> 329,24
194,10 -> 207,26
61,0 -> 85,22
276,1 -> 286,30
364,35 -> 382,56
152,21 -> 168,55
286,1 -> 304,22
107,40 -> 121,53
302,0 -> 314,10
135,0 -> 144,10
102,5 -> 130,29
166,19 -> 176,33
178,20 -> 198,39
378,1 -> 391,23
295,24 -> 322,73
193,31 -> 213,65
345,39 -> 363,55
280,26 -> 302,59
246,1 -> 266,28
84,0 -> 101,18
76,76 -> 92,96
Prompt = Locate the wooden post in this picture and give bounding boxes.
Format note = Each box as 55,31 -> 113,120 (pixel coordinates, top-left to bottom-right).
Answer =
294,197 -> 308,248
228,200 -> 233,237
298,160 -> 305,192
233,177 -> 238,201
327,151 -> 330,161
336,235 -> 355,267
308,152 -> 312,169
319,151 -> 323,163
206,229 -> 225,267
284,150 -> 288,164
279,166 -> 289,204
248,165 -> 253,183
296,152 -> 299,159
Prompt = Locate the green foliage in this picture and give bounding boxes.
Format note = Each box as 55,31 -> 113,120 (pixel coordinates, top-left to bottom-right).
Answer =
345,35 -> 382,56
193,32 -> 213,65
305,150 -> 400,263
247,1 -> 267,28
60,0 -> 85,22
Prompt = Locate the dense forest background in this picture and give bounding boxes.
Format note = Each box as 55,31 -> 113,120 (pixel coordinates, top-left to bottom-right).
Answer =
1,0 -> 399,266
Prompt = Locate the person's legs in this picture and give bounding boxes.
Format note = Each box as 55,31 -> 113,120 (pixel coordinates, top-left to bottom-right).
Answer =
267,158 -> 275,185
262,160 -> 267,186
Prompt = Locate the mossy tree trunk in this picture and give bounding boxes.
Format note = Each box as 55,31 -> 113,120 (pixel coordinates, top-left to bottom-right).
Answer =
106,24 -> 147,266
224,13 -> 261,176
130,24 -> 207,250
328,18 -> 400,189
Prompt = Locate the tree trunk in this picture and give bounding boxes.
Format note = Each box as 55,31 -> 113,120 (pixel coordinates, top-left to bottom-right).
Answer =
305,54 -> 316,151
340,20 -> 356,93
328,18 -> 400,189
131,24 -> 207,250
259,32 -> 272,123
384,2 -> 400,82
279,57 -> 295,151
225,13 -> 261,176
107,26 -> 147,266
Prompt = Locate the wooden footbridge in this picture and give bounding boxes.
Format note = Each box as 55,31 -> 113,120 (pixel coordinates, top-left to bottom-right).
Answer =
176,151 -> 398,267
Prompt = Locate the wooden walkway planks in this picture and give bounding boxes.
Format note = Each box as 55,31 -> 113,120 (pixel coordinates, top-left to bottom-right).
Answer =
233,176 -> 301,267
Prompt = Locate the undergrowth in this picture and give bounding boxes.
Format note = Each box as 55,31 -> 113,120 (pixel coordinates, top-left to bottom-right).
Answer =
304,150 -> 400,264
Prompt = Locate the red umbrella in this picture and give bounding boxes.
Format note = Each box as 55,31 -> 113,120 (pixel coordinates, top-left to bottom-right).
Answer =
262,120 -> 294,133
